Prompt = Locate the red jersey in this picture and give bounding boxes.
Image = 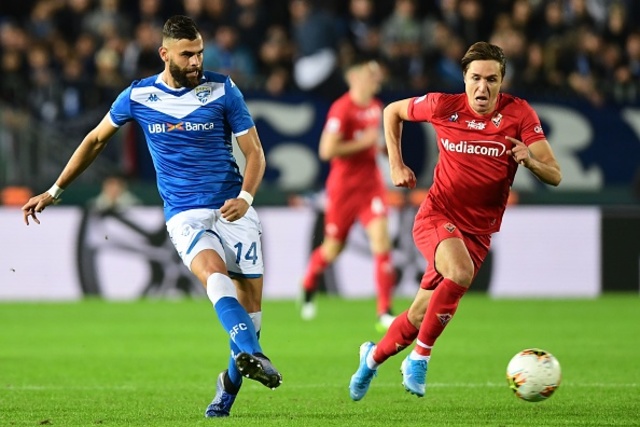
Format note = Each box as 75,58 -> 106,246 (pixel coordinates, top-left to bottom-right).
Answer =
408,92 -> 546,234
324,93 -> 385,195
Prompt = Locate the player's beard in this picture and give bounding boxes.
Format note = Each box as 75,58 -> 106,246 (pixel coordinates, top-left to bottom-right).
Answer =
169,60 -> 203,89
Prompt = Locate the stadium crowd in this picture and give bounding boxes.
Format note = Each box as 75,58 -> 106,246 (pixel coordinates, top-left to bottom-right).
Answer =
1,0 -> 640,197
2,0 -> 640,121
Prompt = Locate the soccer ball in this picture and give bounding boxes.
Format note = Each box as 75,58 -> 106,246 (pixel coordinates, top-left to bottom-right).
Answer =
506,348 -> 561,402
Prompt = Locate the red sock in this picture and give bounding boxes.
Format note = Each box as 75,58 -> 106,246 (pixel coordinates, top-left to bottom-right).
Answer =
375,252 -> 396,315
415,278 -> 467,356
302,248 -> 329,292
372,311 -> 418,364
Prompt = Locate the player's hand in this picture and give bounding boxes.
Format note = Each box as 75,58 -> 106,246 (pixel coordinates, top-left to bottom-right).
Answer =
390,164 -> 417,189
506,136 -> 532,167
359,127 -> 380,148
22,193 -> 58,225
221,197 -> 250,222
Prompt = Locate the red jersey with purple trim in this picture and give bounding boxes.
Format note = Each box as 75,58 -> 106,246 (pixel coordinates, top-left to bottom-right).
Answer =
324,93 -> 385,196
408,92 -> 546,234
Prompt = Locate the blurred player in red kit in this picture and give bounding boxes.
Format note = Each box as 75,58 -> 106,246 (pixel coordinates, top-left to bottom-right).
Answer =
300,56 -> 397,331
349,41 -> 562,400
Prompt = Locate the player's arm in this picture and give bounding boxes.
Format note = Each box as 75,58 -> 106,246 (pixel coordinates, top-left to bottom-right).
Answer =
383,98 -> 416,189
506,137 -> 562,186
318,126 -> 378,160
22,114 -> 119,225
220,126 -> 265,222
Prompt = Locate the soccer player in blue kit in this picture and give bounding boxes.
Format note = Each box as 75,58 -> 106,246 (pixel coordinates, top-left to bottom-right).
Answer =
21,15 -> 281,418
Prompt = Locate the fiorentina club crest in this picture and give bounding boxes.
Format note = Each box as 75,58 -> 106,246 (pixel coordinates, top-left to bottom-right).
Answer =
437,313 -> 452,326
195,85 -> 212,103
492,112 -> 502,127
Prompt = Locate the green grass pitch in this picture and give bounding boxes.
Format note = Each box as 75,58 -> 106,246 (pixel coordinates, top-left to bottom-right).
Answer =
1,294 -> 638,426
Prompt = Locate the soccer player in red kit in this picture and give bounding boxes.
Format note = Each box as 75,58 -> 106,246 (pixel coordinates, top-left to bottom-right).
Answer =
349,42 -> 562,400
300,57 -> 397,330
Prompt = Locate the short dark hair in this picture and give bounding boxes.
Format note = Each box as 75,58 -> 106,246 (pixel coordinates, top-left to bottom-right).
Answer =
162,15 -> 200,41
460,42 -> 506,78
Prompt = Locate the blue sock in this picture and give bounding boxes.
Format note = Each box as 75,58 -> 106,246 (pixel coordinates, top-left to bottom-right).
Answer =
228,329 -> 261,387
214,297 -> 262,355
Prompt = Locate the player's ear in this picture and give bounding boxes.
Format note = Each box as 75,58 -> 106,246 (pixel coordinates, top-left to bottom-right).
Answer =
158,46 -> 169,63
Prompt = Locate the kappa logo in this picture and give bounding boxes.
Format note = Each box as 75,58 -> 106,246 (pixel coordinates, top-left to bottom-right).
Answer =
146,93 -> 161,102
444,223 -> 456,233
437,313 -> 453,326
195,85 -> 212,103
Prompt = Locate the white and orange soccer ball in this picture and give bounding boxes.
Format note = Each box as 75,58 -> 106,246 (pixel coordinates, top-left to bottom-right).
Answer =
506,348 -> 562,402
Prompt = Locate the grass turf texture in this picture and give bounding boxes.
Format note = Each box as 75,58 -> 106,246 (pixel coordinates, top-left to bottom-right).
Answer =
1,294 -> 638,426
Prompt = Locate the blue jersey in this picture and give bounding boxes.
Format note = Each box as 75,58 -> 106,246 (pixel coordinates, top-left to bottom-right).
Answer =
109,71 -> 254,221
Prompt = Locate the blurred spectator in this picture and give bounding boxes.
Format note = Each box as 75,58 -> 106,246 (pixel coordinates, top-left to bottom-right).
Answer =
200,0 -> 233,36
134,0 -> 166,29
562,26 -> 606,106
602,2 -> 629,47
94,46 -> 126,104
53,0 -> 94,44
518,42 -> 553,94
510,0 -> 536,41
289,0 -> 345,99
0,51 -> 29,109
344,0 -> 380,56
537,0 -> 568,45
433,34 -> 465,92
26,0 -> 58,42
379,0 -> 423,89
27,43 -> 60,123
490,27 -> 527,91
84,0 -> 132,41
88,174 -> 141,212
204,24 -> 256,86
122,22 -> 164,79
59,55 -> 96,118
455,0 -> 492,48
564,0 -> 596,30
232,0 -> 268,57
258,25 -> 294,96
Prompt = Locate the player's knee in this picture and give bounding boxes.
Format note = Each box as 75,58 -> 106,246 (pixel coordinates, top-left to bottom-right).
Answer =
407,306 -> 424,327
445,267 -> 474,287
321,242 -> 343,262
370,236 -> 391,254
206,272 -> 238,305
440,261 -> 474,287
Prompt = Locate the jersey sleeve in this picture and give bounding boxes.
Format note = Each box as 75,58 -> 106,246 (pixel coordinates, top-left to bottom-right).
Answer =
407,93 -> 441,122
224,77 -> 255,136
518,101 -> 547,146
323,100 -> 347,135
109,86 -> 134,127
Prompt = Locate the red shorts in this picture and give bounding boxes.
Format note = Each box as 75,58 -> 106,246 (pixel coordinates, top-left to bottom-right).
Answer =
324,188 -> 387,242
412,208 -> 491,290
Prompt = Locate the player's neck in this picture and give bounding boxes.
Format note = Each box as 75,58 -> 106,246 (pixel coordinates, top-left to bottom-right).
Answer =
160,70 -> 182,89
349,89 -> 372,107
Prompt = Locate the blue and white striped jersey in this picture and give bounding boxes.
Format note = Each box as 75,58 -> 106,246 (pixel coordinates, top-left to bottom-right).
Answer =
109,71 -> 254,221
